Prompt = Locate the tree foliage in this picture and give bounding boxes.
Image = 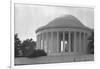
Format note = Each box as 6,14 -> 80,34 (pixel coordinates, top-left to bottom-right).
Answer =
27,49 -> 47,58
14,33 -> 21,57
21,39 -> 36,56
14,33 -> 37,57
14,33 -> 48,58
88,31 -> 94,54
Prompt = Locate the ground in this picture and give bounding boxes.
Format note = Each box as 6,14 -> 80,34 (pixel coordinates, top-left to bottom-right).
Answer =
15,54 -> 94,66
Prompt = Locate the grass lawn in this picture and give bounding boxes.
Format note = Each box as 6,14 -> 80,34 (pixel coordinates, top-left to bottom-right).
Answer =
15,54 -> 94,66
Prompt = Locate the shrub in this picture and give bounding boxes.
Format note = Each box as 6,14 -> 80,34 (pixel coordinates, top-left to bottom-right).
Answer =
27,49 -> 47,58
88,31 -> 94,54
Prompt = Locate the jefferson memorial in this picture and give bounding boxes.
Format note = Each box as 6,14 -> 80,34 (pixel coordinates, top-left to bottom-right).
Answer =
36,15 -> 92,56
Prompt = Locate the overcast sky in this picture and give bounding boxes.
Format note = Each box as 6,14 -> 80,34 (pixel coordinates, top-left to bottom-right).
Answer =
15,3 -> 94,41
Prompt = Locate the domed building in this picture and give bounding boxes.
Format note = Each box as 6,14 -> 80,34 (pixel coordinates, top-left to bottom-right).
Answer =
36,15 -> 92,56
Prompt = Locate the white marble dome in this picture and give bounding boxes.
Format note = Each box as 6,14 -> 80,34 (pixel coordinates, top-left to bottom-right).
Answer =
36,15 -> 91,33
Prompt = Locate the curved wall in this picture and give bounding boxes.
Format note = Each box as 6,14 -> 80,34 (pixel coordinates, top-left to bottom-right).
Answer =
36,27 -> 91,56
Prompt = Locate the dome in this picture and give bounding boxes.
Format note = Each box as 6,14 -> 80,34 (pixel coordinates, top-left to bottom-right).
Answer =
36,15 -> 90,33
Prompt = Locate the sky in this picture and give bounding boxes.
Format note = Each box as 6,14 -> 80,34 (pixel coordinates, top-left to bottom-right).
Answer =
15,3 -> 94,41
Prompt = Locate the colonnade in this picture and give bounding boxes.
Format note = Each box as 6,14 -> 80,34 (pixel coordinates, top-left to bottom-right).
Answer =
37,31 -> 88,55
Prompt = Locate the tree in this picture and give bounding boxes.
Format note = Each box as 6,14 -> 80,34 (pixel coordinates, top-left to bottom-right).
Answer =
21,38 -> 36,56
27,49 -> 47,58
88,31 -> 94,54
14,33 -> 22,57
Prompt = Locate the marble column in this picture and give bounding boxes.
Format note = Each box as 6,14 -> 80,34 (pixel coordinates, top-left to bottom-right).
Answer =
36,35 -> 38,49
74,32 -> 77,53
83,32 -> 86,54
63,32 -> 65,52
39,34 -> 41,49
40,33 -> 42,49
57,32 -> 59,53
81,33 -> 84,53
68,31 -> 71,52
51,32 -> 53,54
41,33 -> 44,50
79,32 -> 81,53
82,32 -> 85,53
85,33 -> 88,54
38,34 -> 40,49
46,32 -> 49,53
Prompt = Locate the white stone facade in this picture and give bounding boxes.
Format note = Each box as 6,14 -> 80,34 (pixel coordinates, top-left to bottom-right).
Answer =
36,15 -> 92,56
